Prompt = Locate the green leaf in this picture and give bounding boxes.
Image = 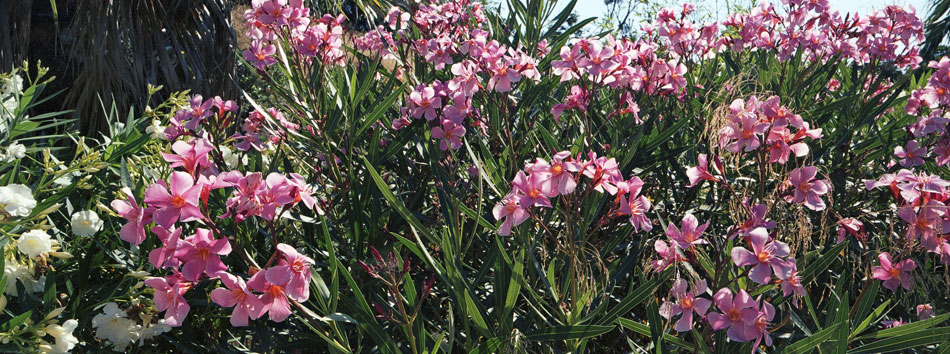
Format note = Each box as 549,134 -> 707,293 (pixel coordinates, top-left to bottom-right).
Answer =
783,322 -> 840,354
848,327 -> 950,354
524,324 -> 615,341
855,313 -> 950,341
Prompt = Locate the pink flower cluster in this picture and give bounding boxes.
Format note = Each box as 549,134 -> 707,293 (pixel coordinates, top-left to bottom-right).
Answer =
112,99 -> 320,327
720,1 -> 923,68
233,107 -> 299,152
718,96 -> 822,164
493,151 -> 651,236
243,0 -> 345,70
164,95 -> 238,141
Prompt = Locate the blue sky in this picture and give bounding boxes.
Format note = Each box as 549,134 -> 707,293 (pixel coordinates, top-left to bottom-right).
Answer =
557,0 -> 932,24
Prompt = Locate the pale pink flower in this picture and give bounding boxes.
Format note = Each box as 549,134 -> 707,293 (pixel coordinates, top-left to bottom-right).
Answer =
742,298 -> 776,351
161,138 -> 214,175
211,272 -> 265,326
731,227 -> 792,284
272,244 -> 314,302
618,177 -> 652,231
686,153 -> 718,187
148,226 -> 184,269
666,213 -> 709,249
430,119 -> 465,151
836,218 -> 866,243
248,267 -> 293,322
408,85 -> 441,120
652,240 -> 684,271
894,140 -> 926,167
244,40 -> 277,70
492,193 -> 529,236
872,252 -> 916,292
707,288 -> 756,342
525,151 -> 581,195
659,278 -> 712,332
110,187 -> 154,245
777,259 -> 805,307
786,166 -> 830,211
512,171 -> 555,208
145,276 -> 191,327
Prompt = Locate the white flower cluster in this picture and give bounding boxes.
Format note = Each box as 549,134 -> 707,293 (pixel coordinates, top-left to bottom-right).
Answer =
39,319 -> 78,354
0,141 -> 26,162
92,302 -> 171,351
1,72 -> 22,129
3,258 -> 46,297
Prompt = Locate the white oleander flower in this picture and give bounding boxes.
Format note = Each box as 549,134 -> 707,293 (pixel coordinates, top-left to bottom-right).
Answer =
70,210 -> 103,237
4,260 -> 45,296
0,184 -> 36,217
40,319 -> 79,353
92,303 -> 139,351
220,145 -> 247,169
145,119 -> 165,139
17,229 -> 52,258
1,142 -> 25,162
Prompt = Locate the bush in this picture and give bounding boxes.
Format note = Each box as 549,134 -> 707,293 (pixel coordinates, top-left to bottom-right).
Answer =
4,0 -> 950,353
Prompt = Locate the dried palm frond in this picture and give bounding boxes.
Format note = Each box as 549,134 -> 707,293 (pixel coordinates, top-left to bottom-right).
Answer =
63,0 -> 237,137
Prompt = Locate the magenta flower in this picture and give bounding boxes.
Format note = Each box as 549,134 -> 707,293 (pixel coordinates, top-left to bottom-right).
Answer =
917,304 -> 935,320
178,228 -> 231,281
730,227 -> 792,284
272,243 -> 314,302
110,187 -> 154,245
430,119 -> 466,151
511,171 -> 555,208
871,252 -> 916,292
897,201 -> 946,250
666,213 -> 710,249
145,276 -> 191,327
161,138 -> 214,175
894,140 -> 926,167
659,278 -> 712,332
148,226 -> 184,269
786,166 -> 830,211
211,272 -> 265,326
182,95 -> 213,130
492,193 -> 529,236
244,40 -> 277,71
248,267 -> 293,322
583,153 -> 622,194
707,288 -> 756,342
836,217 -> 866,243
685,153 -> 718,187
144,171 -> 204,228
742,298 -> 776,350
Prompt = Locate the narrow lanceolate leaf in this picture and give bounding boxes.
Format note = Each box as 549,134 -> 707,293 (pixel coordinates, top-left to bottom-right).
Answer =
847,327 -> 950,354
616,318 -> 693,350
854,313 -> 950,341
783,322 -> 840,354
594,268 -> 672,326
523,325 -> 615,341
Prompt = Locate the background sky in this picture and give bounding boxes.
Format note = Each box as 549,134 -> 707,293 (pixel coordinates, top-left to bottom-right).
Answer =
548,0 -> 932,25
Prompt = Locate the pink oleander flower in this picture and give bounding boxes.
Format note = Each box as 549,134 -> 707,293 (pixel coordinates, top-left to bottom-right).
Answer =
148,226 -> 184,269
248,267 -> 293,322
836,217 -> 866,243
145,276 -> 191,327
493,193 -> 529,236
720,105 -> 769,152
144,171 -> 204,228
777,259 -> 805,307
449,60 -> 480,96
211,272 -> 265,326
917,304 -> 935,320
182,95 -> 214,130
786,166 -> 830,211
652,240 -> 685,271
178,228 -> 231,281
872,252 -> 916,292
659,278 -> 712,332
618,177 -> 653,231
408,85 -> 441,120
896,201 -> 946,250
882,319 -> 905,328
525,151 -> 581,195
487,61 -> 522,92
161,138 -> 215,175
731,227 -> 792,284
894,140 -> 926,167
272,243 -> 314,302
666,213 -> 710,249
244,40 -> 277,71
110,187 -> 154,245
827,78 -> 841,91
511,171 -> 555,208
686,153 -> 718,187
583,153 -> 622,194
430,119 -> 466,151
743,297 -> 776,351
707,288 -> 756,342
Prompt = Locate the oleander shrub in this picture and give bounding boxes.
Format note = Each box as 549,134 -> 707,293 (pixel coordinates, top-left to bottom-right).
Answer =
6,0 -> 950,353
